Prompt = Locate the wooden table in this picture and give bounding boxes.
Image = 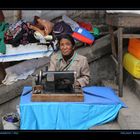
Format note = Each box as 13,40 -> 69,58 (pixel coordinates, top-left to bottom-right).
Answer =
106,13 -> 140,97
31,85 -> 84,102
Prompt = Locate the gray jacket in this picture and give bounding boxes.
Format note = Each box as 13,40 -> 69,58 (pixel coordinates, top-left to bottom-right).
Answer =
48,51 -> 90,87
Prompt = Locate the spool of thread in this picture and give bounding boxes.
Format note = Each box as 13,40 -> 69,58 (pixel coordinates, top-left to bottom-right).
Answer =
44,35 -> 53,40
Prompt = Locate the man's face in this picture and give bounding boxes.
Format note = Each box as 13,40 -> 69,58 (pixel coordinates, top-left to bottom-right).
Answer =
59,38 -> 73,56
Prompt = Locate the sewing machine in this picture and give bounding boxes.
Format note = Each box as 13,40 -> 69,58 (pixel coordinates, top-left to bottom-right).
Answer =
31,70 -> 84,102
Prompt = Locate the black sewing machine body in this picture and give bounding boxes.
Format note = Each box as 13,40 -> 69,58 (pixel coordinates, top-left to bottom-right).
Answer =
31,70 -> 84,102
33,70 -> 77,94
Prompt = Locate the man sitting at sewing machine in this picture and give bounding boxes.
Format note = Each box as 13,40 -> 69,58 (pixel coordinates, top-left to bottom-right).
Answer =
48,34 -> 90,88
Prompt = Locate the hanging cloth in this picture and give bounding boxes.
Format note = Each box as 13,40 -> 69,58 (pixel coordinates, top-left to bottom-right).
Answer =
0,21 -> 9,54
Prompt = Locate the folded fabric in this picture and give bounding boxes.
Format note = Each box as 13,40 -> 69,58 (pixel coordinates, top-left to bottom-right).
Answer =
72,27 -> 94,45
77,21 -> 93,31
62,15 -> 79,31
0,43 -> 53,62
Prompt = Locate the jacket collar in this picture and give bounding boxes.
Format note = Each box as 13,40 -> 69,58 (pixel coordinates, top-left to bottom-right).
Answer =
57,51 -> 79,61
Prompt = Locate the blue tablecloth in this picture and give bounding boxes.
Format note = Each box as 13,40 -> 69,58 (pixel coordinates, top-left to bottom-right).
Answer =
20,86 -> 126,130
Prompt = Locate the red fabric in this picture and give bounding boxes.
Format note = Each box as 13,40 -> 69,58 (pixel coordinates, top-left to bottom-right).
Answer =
77,21 -> 92,31
72,32 -> 94,45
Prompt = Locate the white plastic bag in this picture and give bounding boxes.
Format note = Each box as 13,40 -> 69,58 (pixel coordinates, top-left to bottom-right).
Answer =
62,15 -> 79,31
2,113 -> 20,130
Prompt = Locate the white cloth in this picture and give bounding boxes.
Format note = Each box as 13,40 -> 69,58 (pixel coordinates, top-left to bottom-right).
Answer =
2,57 -> 50,85
34,31 -> 46,43
0,43 -> 53,62
2,70 -> 34,85
62,15 -> 79,31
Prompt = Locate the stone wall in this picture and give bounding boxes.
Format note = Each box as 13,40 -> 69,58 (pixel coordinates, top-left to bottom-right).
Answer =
2,10 -> 106,24
3,10 -> 21,23
89,55 -> 116,85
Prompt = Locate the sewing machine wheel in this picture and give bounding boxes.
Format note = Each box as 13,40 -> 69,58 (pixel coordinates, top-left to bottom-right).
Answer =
39,70 -> 43,84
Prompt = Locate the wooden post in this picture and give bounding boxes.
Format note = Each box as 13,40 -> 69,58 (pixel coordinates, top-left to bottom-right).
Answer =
118,27 -> 123,97
109,25 -> 117,58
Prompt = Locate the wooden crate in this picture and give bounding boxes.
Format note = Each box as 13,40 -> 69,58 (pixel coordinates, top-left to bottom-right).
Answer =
31,85 -> 84,102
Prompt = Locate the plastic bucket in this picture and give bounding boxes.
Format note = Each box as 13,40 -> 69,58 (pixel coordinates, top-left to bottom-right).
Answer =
2,113 -> 20,130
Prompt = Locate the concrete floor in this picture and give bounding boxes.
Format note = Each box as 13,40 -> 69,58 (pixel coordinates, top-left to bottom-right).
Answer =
118,85 -> 140,129
90,120 -> 120,130
90,82 -> 140,130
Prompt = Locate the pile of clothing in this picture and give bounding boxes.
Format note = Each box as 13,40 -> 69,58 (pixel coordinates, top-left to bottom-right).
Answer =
2,15 -> 100,54
4,19 -> 39,47
26,15 -> 100,47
